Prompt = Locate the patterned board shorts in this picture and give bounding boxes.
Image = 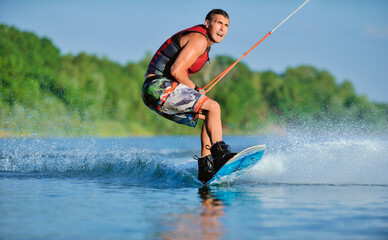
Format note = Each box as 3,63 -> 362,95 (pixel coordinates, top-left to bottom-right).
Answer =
142,76 -> 209,127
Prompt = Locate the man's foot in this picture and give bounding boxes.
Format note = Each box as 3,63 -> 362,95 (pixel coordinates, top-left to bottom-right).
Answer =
210,141 -> 237,173
197,155 -> 215,184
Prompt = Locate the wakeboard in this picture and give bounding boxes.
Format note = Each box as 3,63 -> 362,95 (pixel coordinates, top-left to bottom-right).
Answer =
206,144 -> 266,185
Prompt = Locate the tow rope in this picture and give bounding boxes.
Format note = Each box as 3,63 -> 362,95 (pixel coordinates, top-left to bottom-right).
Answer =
203,0 -> 311,93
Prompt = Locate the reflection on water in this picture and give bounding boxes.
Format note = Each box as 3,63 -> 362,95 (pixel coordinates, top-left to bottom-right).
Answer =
163,187 -> 225,240
198,187 -> 225,240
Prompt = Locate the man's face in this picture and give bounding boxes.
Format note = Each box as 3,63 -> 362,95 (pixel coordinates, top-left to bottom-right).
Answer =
205,14 -> 229,44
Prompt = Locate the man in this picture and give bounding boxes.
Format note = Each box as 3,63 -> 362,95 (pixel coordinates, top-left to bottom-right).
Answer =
142,9 -> 235,184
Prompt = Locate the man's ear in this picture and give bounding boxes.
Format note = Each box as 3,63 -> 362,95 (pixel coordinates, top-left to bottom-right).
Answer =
204,19 -> 210,28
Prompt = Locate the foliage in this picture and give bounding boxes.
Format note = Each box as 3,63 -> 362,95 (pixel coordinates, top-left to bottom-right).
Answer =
0,24 -> 386,136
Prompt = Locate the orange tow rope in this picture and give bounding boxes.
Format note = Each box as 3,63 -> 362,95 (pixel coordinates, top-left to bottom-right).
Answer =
202,0 -> 310,94
203,32 -> 272,93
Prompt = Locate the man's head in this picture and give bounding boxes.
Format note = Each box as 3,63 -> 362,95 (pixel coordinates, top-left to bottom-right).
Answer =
205,9 -> 229,22
205,9 -> 229,44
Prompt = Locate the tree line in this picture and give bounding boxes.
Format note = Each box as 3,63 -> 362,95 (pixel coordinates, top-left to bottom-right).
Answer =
0,24 -> 386,136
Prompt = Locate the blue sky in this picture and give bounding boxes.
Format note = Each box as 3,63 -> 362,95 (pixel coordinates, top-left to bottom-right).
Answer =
1,0 -> 387,103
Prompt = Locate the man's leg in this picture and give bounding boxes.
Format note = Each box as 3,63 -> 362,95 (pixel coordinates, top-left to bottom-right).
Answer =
200,99 -> 222,145
197,114 -> 214,183
197,98 -> 236,183
201,122 -> 211,157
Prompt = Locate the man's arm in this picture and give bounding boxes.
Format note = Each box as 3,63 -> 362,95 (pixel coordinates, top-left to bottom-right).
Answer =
170,33 -> 208,89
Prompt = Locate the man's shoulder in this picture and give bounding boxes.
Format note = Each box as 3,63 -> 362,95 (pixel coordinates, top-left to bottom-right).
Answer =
185,31 -> 208,41
181,32 -> 208,49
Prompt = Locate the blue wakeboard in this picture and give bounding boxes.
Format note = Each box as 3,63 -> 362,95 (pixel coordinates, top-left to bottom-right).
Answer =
206,145 -> 266,185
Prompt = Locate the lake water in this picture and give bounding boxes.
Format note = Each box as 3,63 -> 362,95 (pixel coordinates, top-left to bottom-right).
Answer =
1,133 -> 388,239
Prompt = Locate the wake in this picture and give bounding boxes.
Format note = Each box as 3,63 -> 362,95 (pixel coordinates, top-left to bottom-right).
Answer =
1,131 -> 387,187
241,133 -> 388,186
0,145 -> 199,188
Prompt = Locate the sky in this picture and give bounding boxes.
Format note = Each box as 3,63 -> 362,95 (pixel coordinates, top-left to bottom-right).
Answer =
1,0 -> 388,103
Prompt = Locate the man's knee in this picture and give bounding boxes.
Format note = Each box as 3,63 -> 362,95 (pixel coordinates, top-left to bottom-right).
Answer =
203,99 -> 220,113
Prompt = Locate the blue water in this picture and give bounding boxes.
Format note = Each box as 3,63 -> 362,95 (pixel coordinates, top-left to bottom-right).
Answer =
1,133 -> 388,239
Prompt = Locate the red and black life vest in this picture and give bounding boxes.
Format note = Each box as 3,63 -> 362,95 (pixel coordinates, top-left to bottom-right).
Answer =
146,25 -> 210,78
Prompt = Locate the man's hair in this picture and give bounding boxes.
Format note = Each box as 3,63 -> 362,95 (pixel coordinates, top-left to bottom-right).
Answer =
205,9 -> 229,22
